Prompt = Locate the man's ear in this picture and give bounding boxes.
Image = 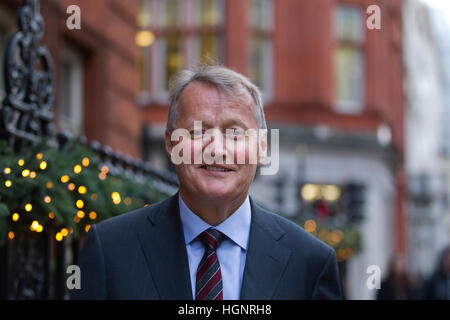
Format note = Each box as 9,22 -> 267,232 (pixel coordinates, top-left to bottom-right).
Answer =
257,129 -> 267,166
165,129 -> 175,165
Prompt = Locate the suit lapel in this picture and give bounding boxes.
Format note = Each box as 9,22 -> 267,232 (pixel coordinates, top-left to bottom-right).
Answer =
136,193 -> 193,299
240,199 -> 291,300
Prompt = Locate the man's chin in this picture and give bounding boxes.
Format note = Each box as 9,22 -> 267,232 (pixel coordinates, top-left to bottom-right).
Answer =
196,187 -> 236,201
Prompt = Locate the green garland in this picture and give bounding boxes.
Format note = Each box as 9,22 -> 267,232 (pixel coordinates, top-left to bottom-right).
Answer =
296,216 -> 362,262
0,137 -> 169,246
0,136 -> 361,260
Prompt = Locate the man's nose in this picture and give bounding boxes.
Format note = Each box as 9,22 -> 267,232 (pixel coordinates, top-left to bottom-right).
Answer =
208,134 -> 226,158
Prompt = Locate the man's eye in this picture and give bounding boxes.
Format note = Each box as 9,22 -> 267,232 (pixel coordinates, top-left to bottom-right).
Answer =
228,128 -> 244,139
191,131 -> 203,138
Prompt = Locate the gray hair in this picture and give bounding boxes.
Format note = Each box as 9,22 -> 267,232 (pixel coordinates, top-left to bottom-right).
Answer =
167,65 -> 267,132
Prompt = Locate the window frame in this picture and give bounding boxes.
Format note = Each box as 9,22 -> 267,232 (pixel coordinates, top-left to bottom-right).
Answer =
248,0 -> 274,104
333,3 -> 366,114
57,44 -> 85,135
139,0 -> 226,105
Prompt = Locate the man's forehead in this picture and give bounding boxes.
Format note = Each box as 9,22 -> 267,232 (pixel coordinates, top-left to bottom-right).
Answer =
179,81 -> 254,110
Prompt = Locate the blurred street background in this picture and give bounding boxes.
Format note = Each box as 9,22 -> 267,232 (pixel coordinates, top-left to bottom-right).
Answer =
1,0 -> 450,299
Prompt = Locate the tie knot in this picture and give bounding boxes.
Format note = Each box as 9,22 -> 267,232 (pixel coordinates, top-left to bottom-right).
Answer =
198,228 -> 224,251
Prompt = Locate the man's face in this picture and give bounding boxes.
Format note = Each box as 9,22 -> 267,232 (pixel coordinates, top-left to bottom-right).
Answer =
165,81 -> 265,202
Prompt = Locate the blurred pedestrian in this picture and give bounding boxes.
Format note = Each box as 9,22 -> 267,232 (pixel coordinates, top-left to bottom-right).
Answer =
377,253 -> 416,300
421,245 -> 450,300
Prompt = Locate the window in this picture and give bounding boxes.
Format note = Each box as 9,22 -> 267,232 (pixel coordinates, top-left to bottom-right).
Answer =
137,0 -> 225,104
249,0 -> 273,101
57,45 -> 84,135
334,5 -> 365,113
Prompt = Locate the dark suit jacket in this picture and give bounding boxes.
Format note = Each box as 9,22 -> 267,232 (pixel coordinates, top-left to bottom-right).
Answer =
71,192 -> 342,299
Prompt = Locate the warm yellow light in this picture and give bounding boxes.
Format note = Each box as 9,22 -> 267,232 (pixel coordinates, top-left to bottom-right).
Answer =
36,152 -> 43,160
8,231 -> 14,240
46,182 -> 54,189
135,30 -> 155,47
69,227 -> 74,234
85,225 -> 91,233
76,210 -> 85,219
144,204 -> 149,207
73,216 -> 80,223
3,168 -> 11,174
4,180 -> 12,188
100,165 -> 109,174
29,171 -> 36,179
89,211 -> 97,220
322,185 -> 341,202
12,213 -> 19,222
61,175 -> 70,183
40,161 -> 47,170
36,225 -> 43,233
55,233 -> 63,242
44,196 -> 51,203
124,197 -> 132,206
25,203 -> 32,212
111,192 -> 121,205
304,219 -> 317,233
301,184 -> 320,202
61,228 -> 69,237
68,183 -> 76,191
18,159 -> 24,166
331,230 -> 343,244
73,164 -> 82,174
98,172 -> 107,180
22,169 -> 30,177
78,186 -> 87,194
76,200 -> 84,209
82,157 -> 90,167
31,220 -> 39,231
48,212 -> 54,219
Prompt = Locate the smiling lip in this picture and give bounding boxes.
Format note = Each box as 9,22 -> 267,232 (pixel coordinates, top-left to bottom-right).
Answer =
198,164 -> 235,173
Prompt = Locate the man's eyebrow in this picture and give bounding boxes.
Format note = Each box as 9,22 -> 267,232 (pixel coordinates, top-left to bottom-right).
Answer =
221,119 -> 250,129
183,120 -> 251,131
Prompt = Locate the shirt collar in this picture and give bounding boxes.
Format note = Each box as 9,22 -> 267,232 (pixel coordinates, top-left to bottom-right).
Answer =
178,194 -> 251,250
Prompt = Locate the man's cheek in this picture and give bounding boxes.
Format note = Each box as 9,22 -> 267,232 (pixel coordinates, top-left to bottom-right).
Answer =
233,140 -> 252,165
171,139 -> 195,165
191,139 -> 204,164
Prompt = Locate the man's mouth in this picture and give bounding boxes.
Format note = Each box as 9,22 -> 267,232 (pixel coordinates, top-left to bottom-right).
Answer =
199,165 -> 233,172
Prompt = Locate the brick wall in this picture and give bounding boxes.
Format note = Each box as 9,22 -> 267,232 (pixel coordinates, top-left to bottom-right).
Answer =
3,0 -> 142,157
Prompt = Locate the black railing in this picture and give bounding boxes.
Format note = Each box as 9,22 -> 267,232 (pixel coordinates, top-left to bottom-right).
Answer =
0,0 -> 178,299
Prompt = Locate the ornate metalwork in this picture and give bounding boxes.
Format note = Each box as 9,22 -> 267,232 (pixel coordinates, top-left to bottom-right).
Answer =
5,232 -> 49,299
1,0 -> 55,151
0,0 -> 179,300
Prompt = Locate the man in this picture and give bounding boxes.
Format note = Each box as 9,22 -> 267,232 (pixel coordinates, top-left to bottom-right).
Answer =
71,66 -> 342,300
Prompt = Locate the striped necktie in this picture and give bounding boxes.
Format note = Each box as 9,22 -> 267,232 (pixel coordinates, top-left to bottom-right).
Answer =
195,228 -> 225,300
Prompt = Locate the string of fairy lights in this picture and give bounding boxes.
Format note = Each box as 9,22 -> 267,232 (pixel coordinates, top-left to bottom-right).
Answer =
1,141 -> 358,262
1,142 -> 161,245
5,153 -> 95,241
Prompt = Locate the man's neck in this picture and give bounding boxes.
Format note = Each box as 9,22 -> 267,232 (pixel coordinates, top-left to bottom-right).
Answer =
179,189 -> 248,226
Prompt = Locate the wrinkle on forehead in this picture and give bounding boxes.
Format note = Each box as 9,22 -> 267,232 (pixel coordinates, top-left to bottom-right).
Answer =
180,81 -> 255,113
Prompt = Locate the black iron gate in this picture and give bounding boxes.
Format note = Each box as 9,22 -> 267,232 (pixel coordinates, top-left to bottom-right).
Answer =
0,0 -> 178,299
